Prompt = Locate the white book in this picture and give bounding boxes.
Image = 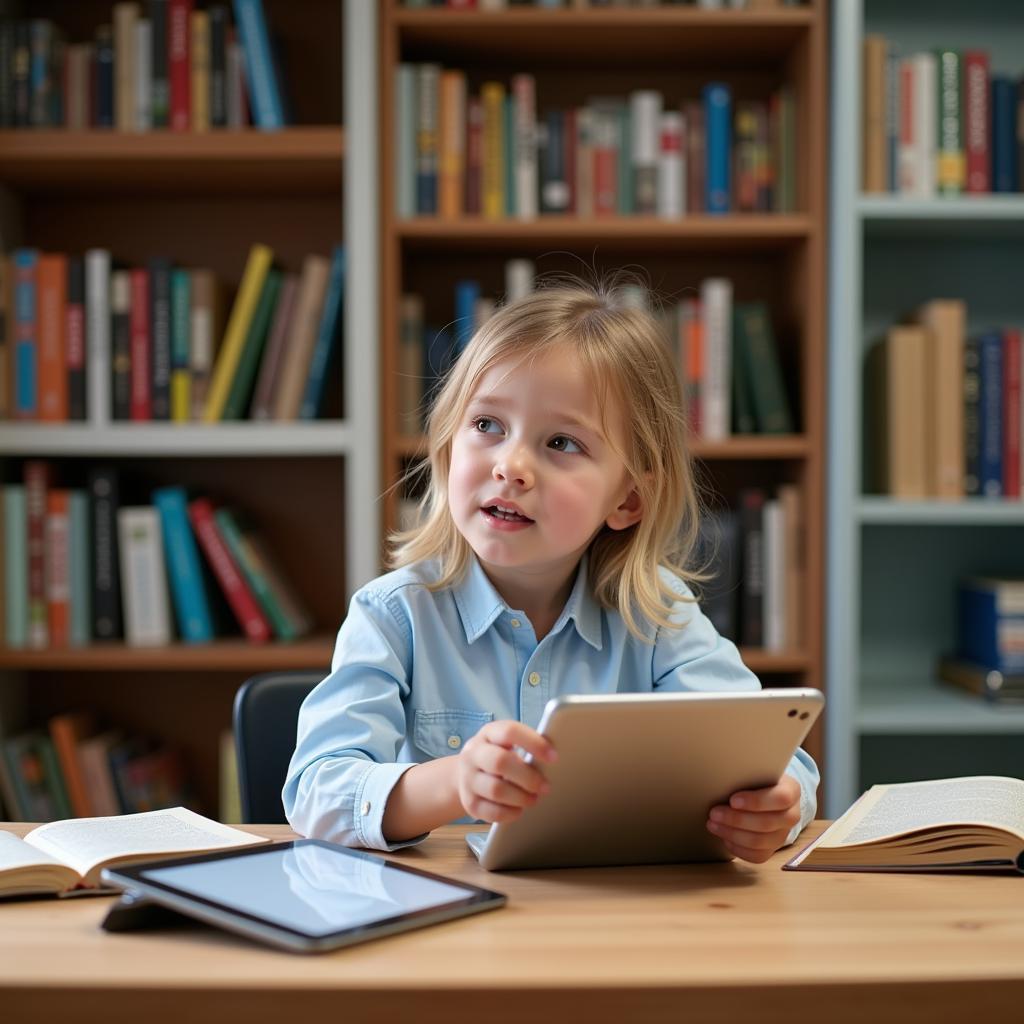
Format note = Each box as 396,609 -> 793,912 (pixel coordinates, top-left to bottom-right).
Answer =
657,111 -> 684,217
395,65 -> 416,218
135,18 -> 152,131
513,74 -> 538,220
85,249 -> 111,426
911,52 -> 937,198
700,277 -> 732,440
762,497 -> 786,652
630,90 -> 661,215
504,258 -> 535,304
117,507 -> 172,647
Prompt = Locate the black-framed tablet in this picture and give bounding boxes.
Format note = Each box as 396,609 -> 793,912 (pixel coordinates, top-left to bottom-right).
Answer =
100,839 -> 506,954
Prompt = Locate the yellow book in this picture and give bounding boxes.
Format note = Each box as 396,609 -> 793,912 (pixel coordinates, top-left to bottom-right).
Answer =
481,81 -> 505,220
439,70 -> 466,218
203,244 -> 273,422
171,369 -> 191,422
190,10 -> 210,133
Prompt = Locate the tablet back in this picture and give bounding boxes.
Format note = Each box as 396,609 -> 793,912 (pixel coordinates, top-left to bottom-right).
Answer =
474,688 -> 822,870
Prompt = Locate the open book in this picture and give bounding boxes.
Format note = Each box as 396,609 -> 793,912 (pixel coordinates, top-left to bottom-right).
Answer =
785,776 -> 1024,874
0,806 -> 270,898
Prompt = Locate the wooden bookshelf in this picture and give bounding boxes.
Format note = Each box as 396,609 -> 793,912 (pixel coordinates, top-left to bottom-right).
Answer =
378,2 -> 829,769
0,0 -> 355,820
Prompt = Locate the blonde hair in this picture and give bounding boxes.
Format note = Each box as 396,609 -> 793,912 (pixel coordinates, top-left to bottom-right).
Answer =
388,277 -> 706,640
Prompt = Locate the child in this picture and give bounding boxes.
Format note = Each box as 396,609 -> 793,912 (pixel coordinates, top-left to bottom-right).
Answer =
283,279 -> 819,864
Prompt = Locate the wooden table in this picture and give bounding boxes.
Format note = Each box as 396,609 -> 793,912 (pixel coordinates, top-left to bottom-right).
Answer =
2,822 -> 1023,1023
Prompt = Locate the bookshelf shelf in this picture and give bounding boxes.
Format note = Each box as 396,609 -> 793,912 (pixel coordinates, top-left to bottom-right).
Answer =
857,498 -> 1024,526
0,128 -> 344,195
858,195 -> 1024,220
0,637 -> 334,673
0,423 -> 356,458
398,216 -> 814,251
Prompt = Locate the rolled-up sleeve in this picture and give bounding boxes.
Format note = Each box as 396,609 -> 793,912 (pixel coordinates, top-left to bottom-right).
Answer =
650,580 -> 820,846
282,588 -> 428,852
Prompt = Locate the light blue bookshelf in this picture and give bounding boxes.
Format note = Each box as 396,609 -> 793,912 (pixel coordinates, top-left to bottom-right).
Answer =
827,0 -> 1024,816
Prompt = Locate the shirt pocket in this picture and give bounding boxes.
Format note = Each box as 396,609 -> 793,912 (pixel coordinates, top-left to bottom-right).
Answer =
413,708 -> 494,759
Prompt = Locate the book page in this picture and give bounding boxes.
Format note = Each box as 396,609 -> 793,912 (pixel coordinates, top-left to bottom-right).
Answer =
826,776 -> 1024,848
24,807 -> 269,879
0,829 -> 66,872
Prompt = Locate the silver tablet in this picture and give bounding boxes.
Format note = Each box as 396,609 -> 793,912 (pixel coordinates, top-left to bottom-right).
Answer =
101,839 -> 505,953
465,688 -> 823,870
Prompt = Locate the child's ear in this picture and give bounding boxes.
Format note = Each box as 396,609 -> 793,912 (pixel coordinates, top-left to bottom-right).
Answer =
606,486 -> 643,531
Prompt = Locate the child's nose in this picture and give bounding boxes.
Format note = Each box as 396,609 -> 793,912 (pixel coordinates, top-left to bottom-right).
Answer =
492,448 -> 534,488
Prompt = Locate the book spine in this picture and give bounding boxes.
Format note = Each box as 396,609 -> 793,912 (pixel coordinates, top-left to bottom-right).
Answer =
36,252 -> 68,422
0,255 -> 7,422
170,268 -> 192,422
512,73 -> 537,220
150,0 -> 169,128
113,2 -> 138,132
222,267 -> 281,419
884,49 -> 900,192
24,460 -> 50,650
85,249 -> 111,425
395,64 -> 417,218
135,17 -> 152,130
631,89 -> 660,215
861,36 -> 887,192
190,9 -> 210,131
232,0 -> 285,130
65,256 -> 86,421
592,105 -> 617,217
208,5 -> 228,128
739,488 -> 765,647
978,331 -> 1004,497
250,272 -> 298,420
415,63 -> 440,214
189,269 -> 218,420
94,24 -> 114,128
438,69 -> 466,219
13,248 -> 39,420
110,270 -> 132,421
575,106 -> 593,217
298,246 -> 345,420
68,490 -> 91,647
539,109 -> 569,214
465,94 -> 483,216
398,294 -> 424,435
153,486 -> 214,643
12,22 -> 30,128
117,506 -> 173,647
658,111 -> 684,217
992,76 -> 1018,193
481,81 -> 505,218
49,713 -> 95,818
0,23 -> 13,128
762,497 -> 785,652
187,498 -> 271,642
149,258 -> 172,420
225,28 -> 248,128
703,82 -> 731,214
964,337 -> 981,496
3,486 -> 28,649
936,49 -> 963,196
454,279 -> 480,355
168,0 -> 192,132
28,20 -> 54,128
89,466 -> 123,641
129,268 -> 151,421
741,303 -> 794,433
684,99 -> 704,213
45,489 -> 71,648
912,53 -> 937,198
503,93 -> 515,218
700,277 -> 732,441
1004,327 -> 1022,500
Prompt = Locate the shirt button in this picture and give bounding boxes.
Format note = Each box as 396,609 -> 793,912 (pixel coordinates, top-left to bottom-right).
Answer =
510,618 -> 521,628
528,672 -> 540,686
360,801 -> 371,816
447,735 -> 462,749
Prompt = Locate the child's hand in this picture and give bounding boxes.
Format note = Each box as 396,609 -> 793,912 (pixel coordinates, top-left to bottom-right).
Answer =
455,720 -> 557,824
706,773 -> 802,863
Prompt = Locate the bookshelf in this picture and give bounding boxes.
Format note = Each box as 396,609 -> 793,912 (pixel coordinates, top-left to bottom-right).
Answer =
0,0 -> 380,819
826,0 -> 1024,815
378,3 -> 828,766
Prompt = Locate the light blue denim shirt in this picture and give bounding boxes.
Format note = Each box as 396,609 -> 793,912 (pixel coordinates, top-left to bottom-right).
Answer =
283,554 -> 820,852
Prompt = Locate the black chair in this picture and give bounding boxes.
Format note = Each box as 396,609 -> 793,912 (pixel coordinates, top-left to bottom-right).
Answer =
233,670 -> 323,824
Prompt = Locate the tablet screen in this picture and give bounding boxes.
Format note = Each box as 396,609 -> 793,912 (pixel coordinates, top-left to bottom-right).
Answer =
139,843 -> 482,938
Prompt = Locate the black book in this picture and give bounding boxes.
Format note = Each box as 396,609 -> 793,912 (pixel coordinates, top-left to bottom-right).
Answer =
739,488 -> 765,648
150,0 -> 169,128
0,22 -> 15,127
696,508 -> 741,643
67,257 -> 87,421
963,337 -> 981,496
89,466 -> 123,641
149,259 -> 172,420
208,5 -> 229,128
94,24 -> 114,128
12,21 -> 31,127
111,270 -> 132,421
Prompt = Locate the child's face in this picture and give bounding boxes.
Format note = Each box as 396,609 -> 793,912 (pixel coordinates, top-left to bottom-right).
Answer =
448,345 -> 642,600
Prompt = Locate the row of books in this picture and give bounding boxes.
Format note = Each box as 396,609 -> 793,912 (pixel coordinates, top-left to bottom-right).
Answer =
862,39 -> 1024,196
868,301 -> 1023,500
937,576 -> 1024,704
400,1 -> 806,8
398,267 -> 794,441
396,68 -> 796,219
0,243 -> 345,424
0,710 -> 190,823
0,0 -> 288,132
2,461 -> 313,650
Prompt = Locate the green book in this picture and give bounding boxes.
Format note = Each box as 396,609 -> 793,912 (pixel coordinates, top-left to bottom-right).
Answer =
734,303 -> 794,434
221,269 -> 282,420
731,326 -> 758,435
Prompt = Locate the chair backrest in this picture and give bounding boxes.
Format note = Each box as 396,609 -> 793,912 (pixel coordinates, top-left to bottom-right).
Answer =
233,670 -> 323,824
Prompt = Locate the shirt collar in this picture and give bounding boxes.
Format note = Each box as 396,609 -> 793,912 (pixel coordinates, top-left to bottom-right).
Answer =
452,554 -> 603,651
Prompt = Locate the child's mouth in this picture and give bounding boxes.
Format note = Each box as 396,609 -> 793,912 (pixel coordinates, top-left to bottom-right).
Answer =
482,505 -> 534,524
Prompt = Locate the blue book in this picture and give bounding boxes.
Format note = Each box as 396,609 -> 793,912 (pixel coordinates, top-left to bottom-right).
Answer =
454,280 -> 480,354
94,25 -> 114,128
991,77 -> 1017,193
3,486 -> 27,649
12,249 -> 38,419
232,0 -> 285,130
703,82 -> 731,214
299,246 -> 345,420
977,331 -> 1003,498
957,578 -> 1024,674
153,487 -> 214,643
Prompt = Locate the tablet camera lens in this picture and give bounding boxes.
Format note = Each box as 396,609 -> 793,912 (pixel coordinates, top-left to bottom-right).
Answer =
799,712 -> 809,720
788,709 -> 798,717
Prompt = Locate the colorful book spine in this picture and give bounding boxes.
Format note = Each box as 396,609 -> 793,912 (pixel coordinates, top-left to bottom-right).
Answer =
298,246 -> 345,420
36,252 -> 67,422
963,52 -> 990,193
190,9 -> 210,131
631,89 -> 660,215
170,268 -> 192,422
168,0 -> 192,131
45,489 -> 71,648
24,460 -> 50,650
232,0 -> 285,129
481,81 -> 505,218
149,258 -> 172,420
1004,327 -> 1022,500
66,257 -> 86,421
154,486 -> 214,643
129,268 -> 151,421
978,331 -> 1004,498
935,49 -> 963,197
957,578 -> 1024,674
13,248 -> 38,419
3,486 -> 27,649
703,82 -> 731,214
222,267 -> 281,419
251,272 -> 298,420
454,279 -> 480,355
110,270 -> 132,421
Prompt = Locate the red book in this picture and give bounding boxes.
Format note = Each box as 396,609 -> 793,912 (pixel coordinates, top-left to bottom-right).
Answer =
45,489 -> 71,648
593,119 -> 617,216
188,497 -> 272,643
24,460 -> 51,650
1004,327 -> 1022,499
464,94 -> 483,216
169,0 -> 193,131
129,268 -> 151,421
684,99 -> 704,214
36,253 -> 68,422
964,51 -> 990,194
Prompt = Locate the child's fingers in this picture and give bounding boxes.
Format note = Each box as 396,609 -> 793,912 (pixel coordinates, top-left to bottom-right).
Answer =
707,818 -> 787,853
474,742 -> 550,797
708,803 -> 800,834
472,771 -> 540,810
729,775 -> 800,812
718,837 -> 778,864
482,720 -> 558,764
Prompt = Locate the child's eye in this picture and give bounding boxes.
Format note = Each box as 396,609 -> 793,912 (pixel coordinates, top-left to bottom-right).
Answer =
549,435 -> 583,454
471,416 -> 502,434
